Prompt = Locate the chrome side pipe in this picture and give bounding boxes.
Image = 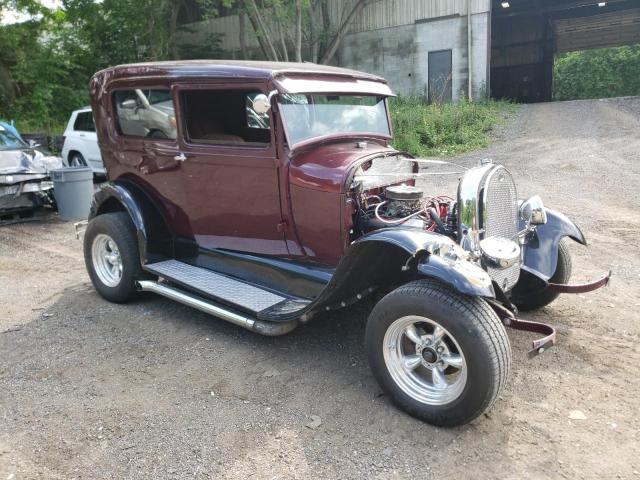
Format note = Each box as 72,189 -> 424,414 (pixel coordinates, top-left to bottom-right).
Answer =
136,280 -> 298,336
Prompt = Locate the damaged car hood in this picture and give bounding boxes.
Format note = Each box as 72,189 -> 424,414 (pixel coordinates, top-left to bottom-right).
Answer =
0,148 -> 63,180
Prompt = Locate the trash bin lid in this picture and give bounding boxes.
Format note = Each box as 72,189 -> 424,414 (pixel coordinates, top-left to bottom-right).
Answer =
50,166 -> 93,182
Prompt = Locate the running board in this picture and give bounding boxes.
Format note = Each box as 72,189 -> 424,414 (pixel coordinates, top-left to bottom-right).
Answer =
143,259 -> 307,315
136,280 -> 298,336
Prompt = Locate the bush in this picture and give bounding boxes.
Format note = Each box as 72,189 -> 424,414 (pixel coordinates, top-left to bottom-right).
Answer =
554,45 -> 640,101
389,97 -> 516,157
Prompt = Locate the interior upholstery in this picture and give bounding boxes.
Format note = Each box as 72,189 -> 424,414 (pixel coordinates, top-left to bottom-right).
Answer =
182,90 -> 270,145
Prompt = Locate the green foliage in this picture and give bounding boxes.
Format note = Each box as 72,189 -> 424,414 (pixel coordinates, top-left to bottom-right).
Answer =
554,45 -> 640,101
389,96 -> 516,157
0,0 -> 225,134
1,13 -> 89,133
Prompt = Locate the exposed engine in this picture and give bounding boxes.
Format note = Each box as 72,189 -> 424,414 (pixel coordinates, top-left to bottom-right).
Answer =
357,184 -> 457,237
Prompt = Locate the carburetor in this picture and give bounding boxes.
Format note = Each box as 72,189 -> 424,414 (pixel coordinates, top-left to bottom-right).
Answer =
383,185 -> 424,217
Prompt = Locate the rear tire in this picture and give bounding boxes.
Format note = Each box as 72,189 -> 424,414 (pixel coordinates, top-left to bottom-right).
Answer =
365,279 -> 511,426
512,239 -> 572,311
84,212 -> 142,303
69,152 -> 86,167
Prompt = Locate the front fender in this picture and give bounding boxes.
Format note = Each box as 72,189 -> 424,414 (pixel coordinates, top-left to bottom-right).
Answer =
261,227 -> 495,321
521,207 -> 587,281
417,255 -> 495,298
356,228 -> 495,298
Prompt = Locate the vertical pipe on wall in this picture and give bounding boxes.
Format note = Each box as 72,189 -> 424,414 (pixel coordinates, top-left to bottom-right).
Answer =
467,0 -> 473,101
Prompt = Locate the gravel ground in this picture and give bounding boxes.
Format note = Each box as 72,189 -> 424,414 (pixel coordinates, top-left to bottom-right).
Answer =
1,97 -> 639,480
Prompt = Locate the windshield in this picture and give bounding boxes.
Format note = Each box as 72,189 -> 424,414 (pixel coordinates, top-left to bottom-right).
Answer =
0,128 -> 26,150
279,94 -> 390,146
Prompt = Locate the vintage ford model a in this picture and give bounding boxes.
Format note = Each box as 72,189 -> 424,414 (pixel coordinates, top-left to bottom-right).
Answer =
85,61 -> 609,426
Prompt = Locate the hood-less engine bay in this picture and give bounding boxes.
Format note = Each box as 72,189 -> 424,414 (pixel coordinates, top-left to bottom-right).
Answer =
350,155 -> 463,240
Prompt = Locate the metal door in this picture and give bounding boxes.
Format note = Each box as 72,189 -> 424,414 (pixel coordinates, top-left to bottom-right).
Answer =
428,50 -> 453,103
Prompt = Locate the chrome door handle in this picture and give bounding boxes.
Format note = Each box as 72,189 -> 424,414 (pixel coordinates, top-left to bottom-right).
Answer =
174,153 -> 187,162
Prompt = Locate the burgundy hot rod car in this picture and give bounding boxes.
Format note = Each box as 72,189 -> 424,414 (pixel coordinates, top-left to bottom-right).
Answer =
84,61 -> 609,426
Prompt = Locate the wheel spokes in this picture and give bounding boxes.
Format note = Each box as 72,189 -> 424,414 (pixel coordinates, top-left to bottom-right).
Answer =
383,316 -> 468,406
402,354 -> 422,371
431,367 -> 448,389
431,326 -> 445,345
404,324 -> 423,346
441,353 -> 463,369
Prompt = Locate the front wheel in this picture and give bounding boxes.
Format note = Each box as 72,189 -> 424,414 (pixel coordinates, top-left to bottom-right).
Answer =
511,239 -> 572,311
365,279 -> 511,426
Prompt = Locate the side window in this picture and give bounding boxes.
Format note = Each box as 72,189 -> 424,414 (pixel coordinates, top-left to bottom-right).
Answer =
73,112 -> 96,132
113,89 -> 176,140
182,89 -> 270,145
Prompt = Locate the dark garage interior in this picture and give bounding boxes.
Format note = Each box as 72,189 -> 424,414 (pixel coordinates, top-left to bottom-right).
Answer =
490,0 -> 640,102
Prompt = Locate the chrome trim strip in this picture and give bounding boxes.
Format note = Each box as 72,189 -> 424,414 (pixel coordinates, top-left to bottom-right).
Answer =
136,280 -> 298,336
457,163 -> 495,252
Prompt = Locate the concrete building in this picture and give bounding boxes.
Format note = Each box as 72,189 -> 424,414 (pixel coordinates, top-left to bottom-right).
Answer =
180,0 -> 640,102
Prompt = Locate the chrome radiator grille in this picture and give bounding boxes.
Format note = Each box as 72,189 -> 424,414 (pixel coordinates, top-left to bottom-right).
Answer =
483,166 -> 520,290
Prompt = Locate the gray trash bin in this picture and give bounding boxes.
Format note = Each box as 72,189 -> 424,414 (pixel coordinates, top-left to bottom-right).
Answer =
50,167 -> 93,220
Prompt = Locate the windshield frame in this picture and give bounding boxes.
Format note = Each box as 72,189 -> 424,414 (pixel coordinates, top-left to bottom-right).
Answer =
277,93 -> 393,150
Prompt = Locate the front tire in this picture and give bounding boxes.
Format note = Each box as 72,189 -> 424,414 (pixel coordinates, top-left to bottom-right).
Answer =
511,239 -> 572,311
84,212 -> 142,303
365,279 -> 511,426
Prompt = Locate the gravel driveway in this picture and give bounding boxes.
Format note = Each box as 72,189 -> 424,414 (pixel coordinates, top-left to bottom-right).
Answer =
1,97 -> 639,479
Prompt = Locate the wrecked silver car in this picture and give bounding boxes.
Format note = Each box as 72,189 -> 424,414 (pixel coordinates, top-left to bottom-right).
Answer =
0,124 -> 62,217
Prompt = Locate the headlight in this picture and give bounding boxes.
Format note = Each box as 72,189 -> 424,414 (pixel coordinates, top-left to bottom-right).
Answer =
520,195 -> 547,225
479,237 -> 521,269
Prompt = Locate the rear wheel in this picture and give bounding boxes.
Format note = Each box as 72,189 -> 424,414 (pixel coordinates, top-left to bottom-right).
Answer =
84,212 -> 142,303
512,239 -> 572,311
365,279 -> 511,426
69,152 -> 86,167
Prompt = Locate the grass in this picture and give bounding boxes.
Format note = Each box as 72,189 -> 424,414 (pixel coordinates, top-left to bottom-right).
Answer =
389,96 -> 518,157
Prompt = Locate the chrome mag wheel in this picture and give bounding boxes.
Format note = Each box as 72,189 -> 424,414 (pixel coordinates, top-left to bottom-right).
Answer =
383,315 -> 467,406
91,233 -> 123,287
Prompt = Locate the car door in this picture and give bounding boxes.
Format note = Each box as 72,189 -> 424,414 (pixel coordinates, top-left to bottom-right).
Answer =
70,112 -> 95,165
112,87 -> 191,238
174,84 -> 288,256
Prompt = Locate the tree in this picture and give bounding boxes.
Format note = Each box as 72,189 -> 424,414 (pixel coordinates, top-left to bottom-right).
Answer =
0,0 -> 226,131
0,0 -> 46,104
199,0 -> 375,64
554,45 -> 640,101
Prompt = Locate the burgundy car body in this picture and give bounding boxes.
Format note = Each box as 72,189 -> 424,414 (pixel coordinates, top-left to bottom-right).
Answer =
90,61 -> 394,266
88,60 -> 608,342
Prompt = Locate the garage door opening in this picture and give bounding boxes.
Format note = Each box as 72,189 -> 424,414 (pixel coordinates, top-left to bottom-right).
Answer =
554,44 -> 640,100
490,0 -> 640,103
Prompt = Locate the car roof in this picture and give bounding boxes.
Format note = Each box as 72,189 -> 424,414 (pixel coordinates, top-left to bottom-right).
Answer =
94,60 -> 388,84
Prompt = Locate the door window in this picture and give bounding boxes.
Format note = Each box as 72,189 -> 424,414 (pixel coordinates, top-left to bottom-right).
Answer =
113,89 -> 177,140
73,112 -> 96,132
182,90 -> 270,145
428,50 -> 453,103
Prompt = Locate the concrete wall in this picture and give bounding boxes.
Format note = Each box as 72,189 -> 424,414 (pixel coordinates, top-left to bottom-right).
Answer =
176,0 -> 492,102
328,0 -> 491,34
334,23 -> 420,94
336,13 -> 490,101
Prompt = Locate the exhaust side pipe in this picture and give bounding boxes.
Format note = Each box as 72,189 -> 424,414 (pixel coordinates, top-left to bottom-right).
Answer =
136,280 -> 298,336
